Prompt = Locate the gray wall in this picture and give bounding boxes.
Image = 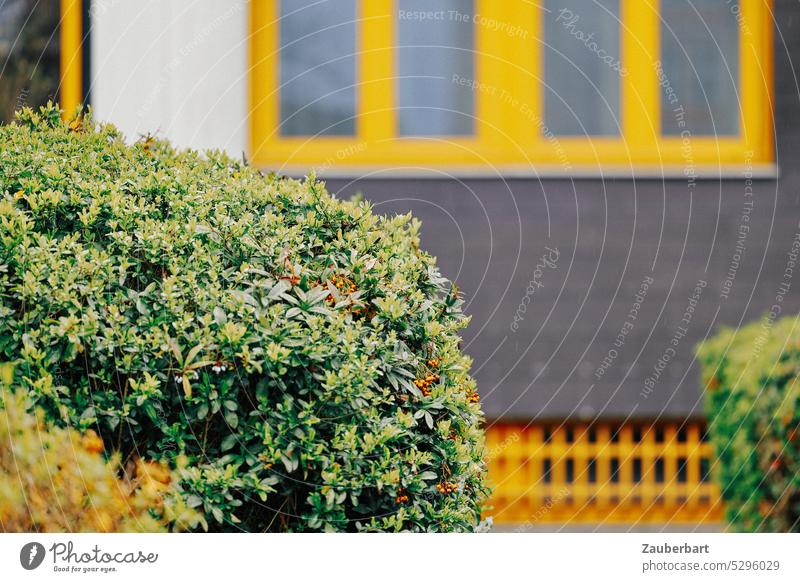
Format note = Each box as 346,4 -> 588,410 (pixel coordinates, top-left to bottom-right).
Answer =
327,3 -> 800,421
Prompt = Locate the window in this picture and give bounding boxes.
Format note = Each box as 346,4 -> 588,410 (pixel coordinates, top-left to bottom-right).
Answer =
251,0 -> 773,171
397,0 -> 475,136
278,0 -> 357,136
542,458 -> 552,483
544,0 -> 621,136
661,0 -> 740,136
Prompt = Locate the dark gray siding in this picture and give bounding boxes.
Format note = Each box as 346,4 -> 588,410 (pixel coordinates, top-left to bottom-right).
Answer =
327,3 -> 800,420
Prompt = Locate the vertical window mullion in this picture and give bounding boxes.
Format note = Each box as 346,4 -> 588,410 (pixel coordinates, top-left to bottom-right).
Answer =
360,0 -> 395,143
525,1 -> 544,154
476,0 -> 529,151
739,0 -> 771,157
621,0 -> 659,153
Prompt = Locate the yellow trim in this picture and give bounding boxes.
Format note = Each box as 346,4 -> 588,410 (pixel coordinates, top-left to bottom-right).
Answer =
475,0 -> 547,165
360,0 -> 394,142
249,0 -> 774,171
59,0 -> 82,116
741,0 -> 775,159
486,421 -> 723,525
621,0 -> 659,153
250,0 -> 277,163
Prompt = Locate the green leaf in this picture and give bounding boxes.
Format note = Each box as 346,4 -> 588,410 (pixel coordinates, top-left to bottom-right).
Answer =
211,506 -> 224,524
182,375 -> 192,398
225,411 -> 239,429
424,412 -> 433,429
268,280 -> 291,299
220,433 -> 238,451
213,307 -> 228,325
185,344 -> 204,367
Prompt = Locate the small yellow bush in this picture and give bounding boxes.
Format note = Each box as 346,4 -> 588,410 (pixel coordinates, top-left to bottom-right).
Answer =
0,382 -> 197,532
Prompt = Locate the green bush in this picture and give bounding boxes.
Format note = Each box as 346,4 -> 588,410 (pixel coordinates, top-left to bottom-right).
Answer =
696,315 -> 800,532
0,104 -> 488,531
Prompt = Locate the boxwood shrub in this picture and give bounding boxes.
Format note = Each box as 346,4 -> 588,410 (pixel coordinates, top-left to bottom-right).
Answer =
696,315 -> 800,532
0,104 -> 489,532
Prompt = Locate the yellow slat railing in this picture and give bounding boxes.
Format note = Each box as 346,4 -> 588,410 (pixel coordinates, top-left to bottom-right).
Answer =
486,421 -> 722,526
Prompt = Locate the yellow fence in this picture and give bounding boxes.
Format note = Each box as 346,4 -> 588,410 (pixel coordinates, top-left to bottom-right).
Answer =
486,421 -> 722,526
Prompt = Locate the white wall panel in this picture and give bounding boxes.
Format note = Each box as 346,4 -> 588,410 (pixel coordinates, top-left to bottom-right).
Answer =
90,0 -> 248,157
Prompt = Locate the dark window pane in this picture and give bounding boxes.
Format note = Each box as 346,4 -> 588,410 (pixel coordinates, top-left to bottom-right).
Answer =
544,0 -> 621,135
655,457 -> 665,483
610,458 -> 620,483
677,457 -> 688,483
633,458 -> 642,483
543,459 -> 552,483
565,458 -> 574,483
397,0 -> 475,136
700,458 -> 711,482
661,0 -> 739,135
279,0 -> 356,136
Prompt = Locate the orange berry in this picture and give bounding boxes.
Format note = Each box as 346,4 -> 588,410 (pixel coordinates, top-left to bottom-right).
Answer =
82,430 -> 104,454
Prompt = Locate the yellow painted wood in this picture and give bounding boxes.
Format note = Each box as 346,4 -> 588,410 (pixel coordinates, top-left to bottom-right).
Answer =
663,424 -> 677,507
551,426 -> 567,501
641,426 -> 656,508
621,0 -> 659,153
486,421 -> 722,525
59,0 -> 82,116
686,424 -> 702,507
360,0 -> 394,143
618,424 -> 634,513
740,0 -> 774,158
595,425 -> 611,509
248,1 -> 774,170
249,0 -> 279,162
573,424 -> 589,507
491,0 -> 538,155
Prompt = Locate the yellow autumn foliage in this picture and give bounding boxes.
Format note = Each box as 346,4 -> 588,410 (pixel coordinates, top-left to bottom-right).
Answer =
0,387 -> 198,532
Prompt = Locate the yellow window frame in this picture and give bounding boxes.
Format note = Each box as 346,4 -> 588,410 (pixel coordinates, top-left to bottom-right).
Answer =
249,0 -> 773,173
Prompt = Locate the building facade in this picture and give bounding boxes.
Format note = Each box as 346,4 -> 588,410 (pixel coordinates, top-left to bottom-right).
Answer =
60,0 -> 799,528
